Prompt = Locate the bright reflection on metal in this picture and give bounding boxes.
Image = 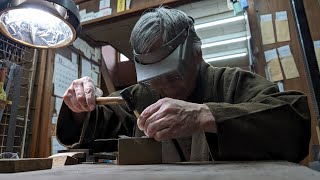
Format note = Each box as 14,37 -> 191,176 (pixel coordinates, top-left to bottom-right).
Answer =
0,8 -> 74,48
205,52 -> 248,62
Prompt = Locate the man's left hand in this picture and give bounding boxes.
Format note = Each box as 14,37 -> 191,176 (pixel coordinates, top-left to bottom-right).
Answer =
137,98 -> 217,141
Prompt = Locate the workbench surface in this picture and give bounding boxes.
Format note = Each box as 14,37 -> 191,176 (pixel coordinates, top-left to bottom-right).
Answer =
0,161 -> 319,180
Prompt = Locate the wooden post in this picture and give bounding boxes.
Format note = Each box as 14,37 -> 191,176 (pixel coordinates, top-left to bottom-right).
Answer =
38,49 -> 55,158
30,50 -> 47,158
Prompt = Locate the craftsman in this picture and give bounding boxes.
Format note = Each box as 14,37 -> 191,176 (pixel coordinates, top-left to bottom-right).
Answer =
57,7 -> 310,163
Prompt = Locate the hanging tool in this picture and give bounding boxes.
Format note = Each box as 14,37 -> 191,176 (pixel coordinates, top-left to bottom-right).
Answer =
0,60 -> 11,109
95,89 -> 140,119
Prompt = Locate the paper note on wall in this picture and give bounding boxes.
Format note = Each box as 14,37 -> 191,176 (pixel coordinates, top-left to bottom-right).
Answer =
53,54 -> 79,97
117,0 -> 125,12
55,97 -> 63,115
92,72 -> 99,86
260,14 -> 275,45
276,11 -> 291,42
314,40 -> 320,71
277,45 -> 299,79
126,0 -> 131,10
81,58 -> 92,78
264,49 -> 283,82
91,64 -> 100,86
99,0 -> 110,9
277,81 -> 285,92
71,52 -> 78,64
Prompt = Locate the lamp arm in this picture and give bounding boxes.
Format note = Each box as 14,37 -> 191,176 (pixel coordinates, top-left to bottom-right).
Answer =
46,0 -> 81,35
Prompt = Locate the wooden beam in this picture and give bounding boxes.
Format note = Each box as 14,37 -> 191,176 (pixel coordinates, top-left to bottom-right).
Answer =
73,0 -> 91,4
38,50 -> 55,158
0,158 -> 52,173
30,50 -> 47,158
101,57 -> 116,94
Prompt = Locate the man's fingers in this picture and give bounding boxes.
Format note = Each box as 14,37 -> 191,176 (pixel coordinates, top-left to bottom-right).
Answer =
138,98 -> 167,130
83,80 -> 96,111
153,128 -> 171,141
146,117 -> 170,137
144,110 -> 166,134
70,97 -> 85,112
63,77 -> 97,113
64,97 -> 81,113
63,88 -> 83,112
63,87 -> 78,111
74,82 -> 91,112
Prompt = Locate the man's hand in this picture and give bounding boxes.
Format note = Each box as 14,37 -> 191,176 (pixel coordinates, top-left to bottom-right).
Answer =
137,98 -> 217,141
63,76 -> 100,113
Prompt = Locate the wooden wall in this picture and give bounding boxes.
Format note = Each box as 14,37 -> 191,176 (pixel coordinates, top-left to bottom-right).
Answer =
247,0 -> 320,164
29,49 -> 53,158
303,0 -> 320,40
78,0 -> 193,14
102,46 -> 136,89
29,46 -> 102,157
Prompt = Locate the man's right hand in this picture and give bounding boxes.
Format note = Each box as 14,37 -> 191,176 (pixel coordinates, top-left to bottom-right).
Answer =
63,76 -> 97,113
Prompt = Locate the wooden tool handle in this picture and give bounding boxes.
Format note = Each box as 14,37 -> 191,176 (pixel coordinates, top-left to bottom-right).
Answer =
316,126 -> 320,145
96,97 -> 125,105
133,110 -> 140,119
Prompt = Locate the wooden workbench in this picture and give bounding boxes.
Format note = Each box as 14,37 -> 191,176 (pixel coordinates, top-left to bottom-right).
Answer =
0,161 -> 319,180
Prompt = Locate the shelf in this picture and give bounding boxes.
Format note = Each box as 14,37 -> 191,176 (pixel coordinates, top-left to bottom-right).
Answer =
78,0 -> 194,60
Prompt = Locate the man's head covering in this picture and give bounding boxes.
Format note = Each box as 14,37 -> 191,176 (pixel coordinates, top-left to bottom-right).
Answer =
130,7 -> 202,83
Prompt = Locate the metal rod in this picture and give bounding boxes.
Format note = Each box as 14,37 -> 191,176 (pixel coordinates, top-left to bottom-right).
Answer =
0,125 -> 24,129
0,39 -> 31,53
244,11 -> 254,72
21,49 -> 37,158
0,49 -> 32,62
290,0 -> 320,126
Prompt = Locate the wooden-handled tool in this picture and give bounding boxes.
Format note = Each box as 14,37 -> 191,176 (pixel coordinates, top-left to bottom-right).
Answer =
0,61 -> 11,109
120,89 -> 140,118
96,97 -> 125,105
95,89 -> 139,118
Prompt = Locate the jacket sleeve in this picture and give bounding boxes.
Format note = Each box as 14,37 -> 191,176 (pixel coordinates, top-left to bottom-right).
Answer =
56,94 -> 136,149
205,68 -> 311,163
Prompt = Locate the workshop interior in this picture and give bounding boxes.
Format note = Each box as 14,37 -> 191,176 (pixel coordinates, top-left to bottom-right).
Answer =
0,0 -> 319,178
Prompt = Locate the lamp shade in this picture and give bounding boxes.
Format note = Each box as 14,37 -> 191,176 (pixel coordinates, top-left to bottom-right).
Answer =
0,0 -> 81,49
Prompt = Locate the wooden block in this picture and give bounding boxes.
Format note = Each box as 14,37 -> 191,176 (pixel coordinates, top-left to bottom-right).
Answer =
118,137 -> 162,165
93,152 -> 117,160
68,149 -> 96,163
49,153 -> 79,167
69,149 -> 89,158
49,152 -> 86,164
52,156 -> 78,167
93,139 -> 118,153
0,158 -> 52,173
50,152 -> 86,159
